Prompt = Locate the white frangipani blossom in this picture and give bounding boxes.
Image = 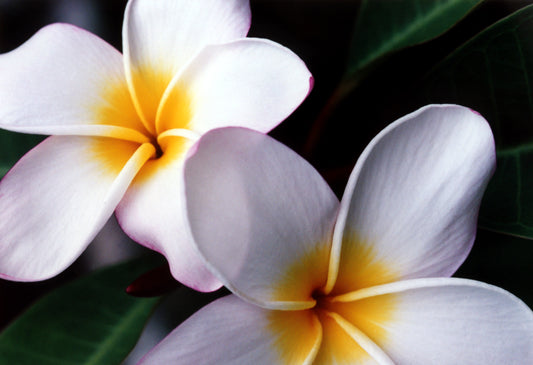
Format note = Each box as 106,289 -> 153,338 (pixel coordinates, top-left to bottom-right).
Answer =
0,0 -> 312,291
141,105 -> 533,364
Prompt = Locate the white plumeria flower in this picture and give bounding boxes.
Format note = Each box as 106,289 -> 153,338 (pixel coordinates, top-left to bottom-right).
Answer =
140,105 -> 533,364
0,0 -> 312,290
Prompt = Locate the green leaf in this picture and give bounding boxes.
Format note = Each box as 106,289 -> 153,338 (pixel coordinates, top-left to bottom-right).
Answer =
480,146 -> 533,238
0,165 -> 10,178
423,4 -> 533,238
0,130 -> 43,178
347,0 -> 482,78
456,229 -> 533,308
0,257 -> 161,365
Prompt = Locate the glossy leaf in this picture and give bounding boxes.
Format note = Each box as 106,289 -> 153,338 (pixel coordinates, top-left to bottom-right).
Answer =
455,229 -> 533,308
0,256 -> 161,365
0,166 -> 9,178
0,130 -> 43,178
347,0 -> 483,79
424,4 -> 533,238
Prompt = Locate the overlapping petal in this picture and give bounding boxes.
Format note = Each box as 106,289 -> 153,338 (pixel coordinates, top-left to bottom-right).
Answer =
123,0 -> 251,128
158,39 -> 313,134
184,128 -> 339,309
0,136 -> 153,281
313,310 -> 394,364
139,295 -> 321,365
153,106 -> 532,364
327,105 -> 496,294
115,137 -> 221,292
330,278 -> 533,364
0,0 -> 315,291
0,23 -> 146,136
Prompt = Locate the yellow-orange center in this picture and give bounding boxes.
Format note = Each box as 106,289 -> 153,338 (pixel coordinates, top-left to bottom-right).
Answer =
268,289 -> 397,363
269,236 -> 398,362
90,73 -> 196,179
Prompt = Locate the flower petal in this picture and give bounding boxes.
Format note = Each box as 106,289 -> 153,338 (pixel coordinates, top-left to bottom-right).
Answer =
0,136 -> 153,281
157,38 -> 313,134
327,105 -> 496,294
123,0 -> 251,127
330,278 -> 533,364
314,310 -> 394,364
139,295 -> 322,365
184,128 -> 339,309
115,136 -> 222,292
0,23 -> 146,135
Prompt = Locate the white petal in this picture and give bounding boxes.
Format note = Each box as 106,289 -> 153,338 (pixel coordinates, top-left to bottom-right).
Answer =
327,105 -> 496,294
0,23 -> 146,135
139,295 -> 322,365
0,136 -> 153,281
157,38 -> 313,135
116,137 -> 221,292
184,128 -> 338,310
330,278 -> 533,365
123,0 -> 251,126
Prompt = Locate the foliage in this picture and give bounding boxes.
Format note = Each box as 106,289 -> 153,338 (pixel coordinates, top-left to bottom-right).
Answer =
0,257 -> 160,365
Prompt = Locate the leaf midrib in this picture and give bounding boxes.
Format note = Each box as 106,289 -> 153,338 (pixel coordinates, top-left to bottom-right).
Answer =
360,0 -> 477,69
83,300 -> 155,365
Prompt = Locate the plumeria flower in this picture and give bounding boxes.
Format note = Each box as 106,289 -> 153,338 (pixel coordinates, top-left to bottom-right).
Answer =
141,105 -> 533,364
0,0 -> 312,290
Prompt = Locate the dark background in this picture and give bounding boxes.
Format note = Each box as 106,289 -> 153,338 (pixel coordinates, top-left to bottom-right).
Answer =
0,0 -> 532,361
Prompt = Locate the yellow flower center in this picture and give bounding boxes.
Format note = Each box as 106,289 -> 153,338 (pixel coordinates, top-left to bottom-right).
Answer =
90,72 -> 196,178
267,286 -> 396,363
268,237 -> 398,362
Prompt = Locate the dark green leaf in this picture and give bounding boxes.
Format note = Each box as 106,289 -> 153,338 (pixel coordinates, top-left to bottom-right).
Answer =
347,0 -> 482,78
424,4 -> 533,238
0,257 -> 161,365
0,130 -> 43,178
0,165 -> 10,178
456,229 -> 533,308
480,147 -> 533,238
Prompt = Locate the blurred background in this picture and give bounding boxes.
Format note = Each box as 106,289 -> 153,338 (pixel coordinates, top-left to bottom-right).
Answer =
0,0 -> 532,363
